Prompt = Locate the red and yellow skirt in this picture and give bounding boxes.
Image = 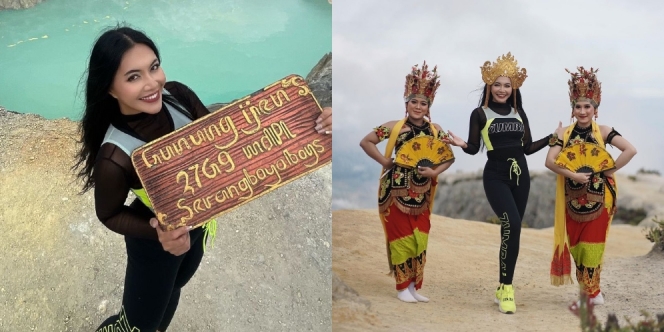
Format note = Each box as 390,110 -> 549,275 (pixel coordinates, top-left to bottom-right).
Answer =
566,207 -> 611,298
383,203 -> 430,291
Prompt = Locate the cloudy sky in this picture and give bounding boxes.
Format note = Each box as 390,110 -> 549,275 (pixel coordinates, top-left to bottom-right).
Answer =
332,0 -> 664,210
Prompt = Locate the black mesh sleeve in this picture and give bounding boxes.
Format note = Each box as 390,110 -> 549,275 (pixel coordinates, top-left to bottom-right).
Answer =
519,108 -> 551,155
462,107 -> 486,155
93,144 -> 157,240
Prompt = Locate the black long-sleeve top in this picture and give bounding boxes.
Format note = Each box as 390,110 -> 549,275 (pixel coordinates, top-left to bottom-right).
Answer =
93,81 -> 210,240
462,99 -> 550,160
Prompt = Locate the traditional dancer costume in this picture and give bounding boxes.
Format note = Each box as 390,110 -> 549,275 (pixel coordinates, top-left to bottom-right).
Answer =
373,62 -> 448,294
550,67 -> 621,303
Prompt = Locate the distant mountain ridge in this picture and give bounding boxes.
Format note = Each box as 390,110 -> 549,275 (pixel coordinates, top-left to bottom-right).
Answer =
432,170 -> 664,229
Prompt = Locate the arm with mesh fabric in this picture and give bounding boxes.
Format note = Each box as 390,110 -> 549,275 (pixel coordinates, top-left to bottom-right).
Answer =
519,108 -> 551,155
93,152 -> 158,240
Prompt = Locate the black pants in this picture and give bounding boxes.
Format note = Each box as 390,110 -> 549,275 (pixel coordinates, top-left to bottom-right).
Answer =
96,227 -> 205,332
483,154 -> 530,285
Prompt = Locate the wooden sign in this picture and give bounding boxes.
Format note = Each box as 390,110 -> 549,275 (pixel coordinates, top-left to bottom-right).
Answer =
131,75 -> 331,231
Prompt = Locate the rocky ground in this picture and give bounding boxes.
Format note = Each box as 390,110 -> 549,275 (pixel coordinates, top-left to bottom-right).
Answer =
332,210 -> 664,332
0,107 -> 331,332
0,0 -> 44,10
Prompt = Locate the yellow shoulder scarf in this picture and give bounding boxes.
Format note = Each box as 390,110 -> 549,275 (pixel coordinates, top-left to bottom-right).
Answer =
550,120 -> 617,285
377,118 -> 439,274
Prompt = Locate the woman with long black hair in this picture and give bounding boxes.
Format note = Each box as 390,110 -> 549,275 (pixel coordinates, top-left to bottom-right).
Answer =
74,24 -> 332,331
73,25 -> 212,331
443,53 -> 552,314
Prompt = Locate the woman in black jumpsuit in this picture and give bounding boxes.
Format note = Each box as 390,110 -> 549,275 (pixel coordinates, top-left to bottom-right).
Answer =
444,53 -> 552,314
73,26 -> 213,331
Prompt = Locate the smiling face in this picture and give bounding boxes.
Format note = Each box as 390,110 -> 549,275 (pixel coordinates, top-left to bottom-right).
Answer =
405,96 -> 429,122
572,100 -> 596,127
490,76 -> 512,103
109,43 -> 166,115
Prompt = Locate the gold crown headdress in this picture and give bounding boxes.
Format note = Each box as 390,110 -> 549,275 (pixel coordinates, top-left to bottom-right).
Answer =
480,52 -> 527,109
404,61 -> 441,105
480,52 -> 527,88
566,66 -> 601,108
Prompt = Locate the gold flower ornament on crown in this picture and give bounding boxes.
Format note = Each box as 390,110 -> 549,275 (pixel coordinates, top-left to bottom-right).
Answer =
480,52 -> 528,89
404,61 -> 441,105
566,66 -> 601,108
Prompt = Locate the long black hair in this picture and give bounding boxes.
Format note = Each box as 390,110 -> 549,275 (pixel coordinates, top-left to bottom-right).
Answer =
477,83 -> 524,112
73,25 -> 161,193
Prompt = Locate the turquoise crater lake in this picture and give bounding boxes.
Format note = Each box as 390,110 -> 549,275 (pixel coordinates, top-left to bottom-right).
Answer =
0,0 -> 331,120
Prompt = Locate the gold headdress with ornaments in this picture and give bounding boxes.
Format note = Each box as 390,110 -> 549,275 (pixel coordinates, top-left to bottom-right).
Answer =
404,61 -> 441,105
480,52 -> 527,109
566,66 -> 601,108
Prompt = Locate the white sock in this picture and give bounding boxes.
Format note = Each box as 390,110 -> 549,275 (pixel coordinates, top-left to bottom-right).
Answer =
397,288 -> 418,303
408,282 -> 429,302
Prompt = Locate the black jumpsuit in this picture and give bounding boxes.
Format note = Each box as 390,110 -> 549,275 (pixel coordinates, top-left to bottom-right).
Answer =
94,82 -> 210,331
462,99 -> 550,285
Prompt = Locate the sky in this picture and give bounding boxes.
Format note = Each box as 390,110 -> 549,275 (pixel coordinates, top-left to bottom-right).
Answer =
332,0 -> 664,210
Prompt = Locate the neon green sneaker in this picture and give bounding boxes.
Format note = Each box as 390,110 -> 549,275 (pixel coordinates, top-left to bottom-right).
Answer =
498,284 -> 516,314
